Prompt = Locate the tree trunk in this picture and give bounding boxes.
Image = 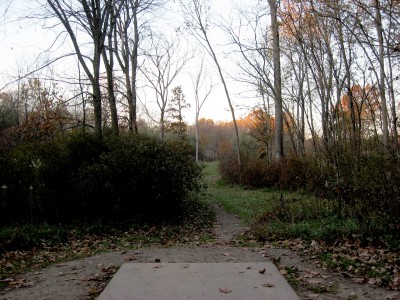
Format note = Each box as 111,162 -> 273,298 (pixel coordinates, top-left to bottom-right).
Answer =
102,26 -> 119,135
130,0 -> 139,133
92,42 -> 103,137
268,0 -> 283,161
374,0 -> 389,148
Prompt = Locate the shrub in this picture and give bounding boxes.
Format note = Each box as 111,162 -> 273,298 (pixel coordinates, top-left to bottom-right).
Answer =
0,131 -> 204,225
218,150 -> 242,184
219,146 -> 400,233
73,135 -> 204,221
219,150 -> 324,190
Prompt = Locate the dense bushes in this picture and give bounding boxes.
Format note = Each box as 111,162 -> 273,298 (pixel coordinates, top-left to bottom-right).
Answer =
219,151 -> 325,191
0,131 -> 204,225
219,148 -> 400,229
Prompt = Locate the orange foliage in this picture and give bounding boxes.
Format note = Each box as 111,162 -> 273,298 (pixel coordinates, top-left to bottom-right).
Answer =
279,0 -> 318,41
339,85 -> 381,138
218,139 -> 232,156
341,85 -> 380,114
15,79 -> 74,141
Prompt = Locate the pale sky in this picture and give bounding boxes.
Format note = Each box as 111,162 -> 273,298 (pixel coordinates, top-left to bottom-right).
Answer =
0,0 -> 261,124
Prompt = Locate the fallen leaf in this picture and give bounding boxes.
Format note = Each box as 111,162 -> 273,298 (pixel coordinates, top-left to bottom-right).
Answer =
386,292 -> 400,299
262,283 -> 275,288
180,263 -> 190,269
9,280 -> 25,285
279,269 -> 288,276
351,277 -> 367,284
64,278 -> 75,282
219,288 -> 232,293
125,256 -> 135,261
259,268 -> 266,274
23,281 -> 35,287
80,276 -> 92,282
88,287 -> 104,295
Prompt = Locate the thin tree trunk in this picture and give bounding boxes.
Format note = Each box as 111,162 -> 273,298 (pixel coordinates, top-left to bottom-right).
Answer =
268,0 -> 283,161
102,29 -> 119,135
197,19 -> 241,178
374,0 -> 389,148
195,114 -> 199,162
92,45 -> 103,137
130,0 -> 139,133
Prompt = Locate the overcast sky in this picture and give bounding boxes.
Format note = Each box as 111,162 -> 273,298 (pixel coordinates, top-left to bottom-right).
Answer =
0,0 -> 262,124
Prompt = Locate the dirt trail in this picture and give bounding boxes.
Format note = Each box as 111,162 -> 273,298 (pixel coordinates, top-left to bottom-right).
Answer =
0,205 -> 398,300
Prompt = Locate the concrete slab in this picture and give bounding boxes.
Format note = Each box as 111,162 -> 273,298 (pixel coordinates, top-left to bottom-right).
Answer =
98,262 -> 300,300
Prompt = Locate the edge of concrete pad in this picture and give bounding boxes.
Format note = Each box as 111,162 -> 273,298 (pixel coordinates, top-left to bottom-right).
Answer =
98,262 -> 300,300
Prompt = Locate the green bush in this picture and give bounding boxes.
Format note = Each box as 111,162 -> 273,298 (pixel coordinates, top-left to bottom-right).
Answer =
219,146 -> 400,233
0,131 -> 204,225
73,135 -> 204,221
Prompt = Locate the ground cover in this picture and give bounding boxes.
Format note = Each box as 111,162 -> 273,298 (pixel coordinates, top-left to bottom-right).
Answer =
0,200 -> 214,294
1,161 -> 399,299
202,161 -> 400,293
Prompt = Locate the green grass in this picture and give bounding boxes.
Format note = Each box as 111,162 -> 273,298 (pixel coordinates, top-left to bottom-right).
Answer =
201,161 -> 400,289
201,161 -> 362,241
202,162 -> 280,222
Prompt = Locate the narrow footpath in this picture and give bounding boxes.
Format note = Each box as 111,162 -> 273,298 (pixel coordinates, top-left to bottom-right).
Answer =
0,205 -> 397,300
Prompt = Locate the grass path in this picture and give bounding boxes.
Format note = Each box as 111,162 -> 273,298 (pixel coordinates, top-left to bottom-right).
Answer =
201,161 -> 276,222
1,161 -> 399,299
201,161 -> 400,296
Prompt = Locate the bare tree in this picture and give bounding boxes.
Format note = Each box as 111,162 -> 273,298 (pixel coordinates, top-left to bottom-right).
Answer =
192,59 -> 213,162
114,0 -> 163,133
373,0 -> 390,147
102,4 -> 123,135
45,0 -> 115,137
182,0 -> 242,177
268,0 -> 284,161
140,34 -> 190,139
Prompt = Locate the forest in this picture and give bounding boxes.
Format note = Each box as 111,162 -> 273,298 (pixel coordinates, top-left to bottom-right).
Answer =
0,0 -> 400,295
0,0 -> 400,299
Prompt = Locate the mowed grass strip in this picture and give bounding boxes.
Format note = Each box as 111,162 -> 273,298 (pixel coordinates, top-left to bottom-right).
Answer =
201,161 -> 273,222
201,161 -> 361,241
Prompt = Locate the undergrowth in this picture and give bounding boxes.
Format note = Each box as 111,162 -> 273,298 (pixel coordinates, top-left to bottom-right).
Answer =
0,199 -> 214,290
203,161 -> 400,250
203,161 -> 400,290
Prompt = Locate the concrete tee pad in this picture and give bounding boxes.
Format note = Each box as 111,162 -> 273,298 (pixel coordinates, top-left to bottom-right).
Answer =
98,262 -> 300,300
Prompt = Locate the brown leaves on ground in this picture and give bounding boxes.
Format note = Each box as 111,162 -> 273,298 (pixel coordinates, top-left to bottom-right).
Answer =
85,264 -> 118,299
219,287 -> 232,293
0,277 -> 34,290
271,238 -> 400,290
0,221 -> 213,292
262,282 -> 275,288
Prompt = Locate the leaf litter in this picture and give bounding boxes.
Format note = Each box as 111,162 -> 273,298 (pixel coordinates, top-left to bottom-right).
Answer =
1,204 -> 399,300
